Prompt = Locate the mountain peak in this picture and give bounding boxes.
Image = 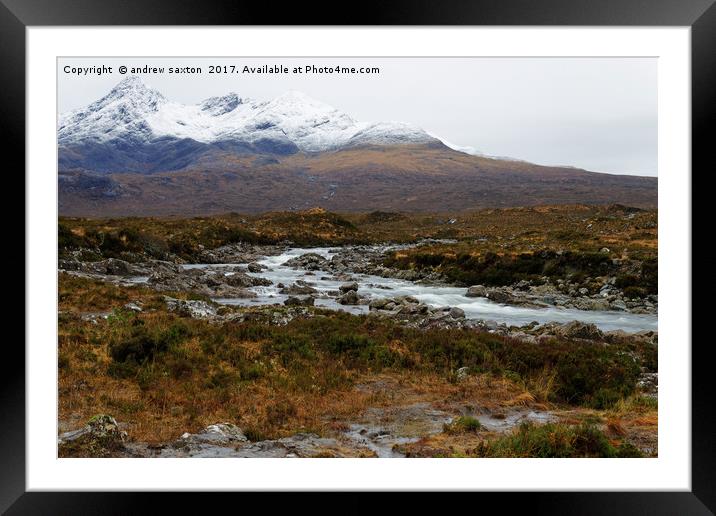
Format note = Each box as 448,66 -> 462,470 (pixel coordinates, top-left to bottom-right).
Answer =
200,92 -> 242,115
99,76 -> 165,108
59,79 -> 440,153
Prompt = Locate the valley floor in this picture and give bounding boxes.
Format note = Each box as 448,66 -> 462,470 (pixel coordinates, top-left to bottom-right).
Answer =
57,206 -> 658,458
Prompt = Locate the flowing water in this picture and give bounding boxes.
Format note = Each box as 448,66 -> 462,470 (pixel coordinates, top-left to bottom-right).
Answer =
186,247 -> 657,333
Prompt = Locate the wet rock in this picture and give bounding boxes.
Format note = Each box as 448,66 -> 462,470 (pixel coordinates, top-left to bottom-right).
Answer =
449,307 -> 466,319
284,296 -> 315,307
279,283 -> 318,295
465,285 -> 487,298
339,281 -> 359,293
247,262 -> 264,273
486,289 -> 513,304
212,285 -> 258,298
611,299 -> 628,311
284,253 -> 328,271
338,290 -> 360,305
223,271 -> 269,288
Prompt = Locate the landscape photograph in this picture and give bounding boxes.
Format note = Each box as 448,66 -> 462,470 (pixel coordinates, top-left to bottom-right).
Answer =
57,57 -> 658,458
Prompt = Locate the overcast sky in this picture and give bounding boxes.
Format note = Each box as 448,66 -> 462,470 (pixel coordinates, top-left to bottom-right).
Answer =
58,57 -> 657,176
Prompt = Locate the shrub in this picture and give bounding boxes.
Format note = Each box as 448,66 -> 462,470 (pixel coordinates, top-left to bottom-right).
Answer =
109,322 -> 189,364
444,416 -> 482,434
476,422 -> 630,458
386,249 -> 615,287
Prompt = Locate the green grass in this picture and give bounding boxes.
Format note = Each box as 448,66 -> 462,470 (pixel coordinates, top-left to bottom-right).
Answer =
444,416 -> 482,434
474,422 -> 644,458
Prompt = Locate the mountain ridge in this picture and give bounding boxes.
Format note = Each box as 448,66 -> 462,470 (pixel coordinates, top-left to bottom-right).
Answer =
58,77 -> 657,215
59,77 -> 441,172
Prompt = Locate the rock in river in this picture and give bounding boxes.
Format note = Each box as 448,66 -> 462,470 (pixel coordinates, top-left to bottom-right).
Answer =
338,290 -> 360,305
339,281 -> 359,293
465,285 -> 488,298
284,296 -> 315,307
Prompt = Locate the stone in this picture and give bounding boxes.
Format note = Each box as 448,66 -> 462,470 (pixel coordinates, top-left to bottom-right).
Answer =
368,298 -> 390,310
279,283 -> 318,295
247,262 -> 263,273
486,290 -> 512,304
456,366 -> 470,381
611,299 -> 628,311
164,297 -> 218,318
449,307 -> 466,319
59,414 -> 127,451
104,258 -> 135,276
555,321 -> 604,341
465,285 -> 487,298
338,290 -> 360,305
124,302 -> 143,312
339,282 -> 359,293
179,423 -> 248,445
284,296 -> 315,307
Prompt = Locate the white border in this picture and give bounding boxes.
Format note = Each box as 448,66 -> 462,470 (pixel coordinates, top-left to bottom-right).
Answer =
27,27 -> 691,491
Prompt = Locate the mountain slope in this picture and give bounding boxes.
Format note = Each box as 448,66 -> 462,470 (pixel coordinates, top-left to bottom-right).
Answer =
58,77 -> 440,172
58,77 -> 657,215
59,145 -> 657,216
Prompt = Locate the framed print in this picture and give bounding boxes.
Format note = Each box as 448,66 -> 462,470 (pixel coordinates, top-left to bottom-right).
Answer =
4,0 -> 713,512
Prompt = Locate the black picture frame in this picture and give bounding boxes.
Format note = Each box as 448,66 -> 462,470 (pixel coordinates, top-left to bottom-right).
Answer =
3,0 -> 713,513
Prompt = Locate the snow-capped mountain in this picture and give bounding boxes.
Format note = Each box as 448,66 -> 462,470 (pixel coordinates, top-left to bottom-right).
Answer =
58,76 -> 442,172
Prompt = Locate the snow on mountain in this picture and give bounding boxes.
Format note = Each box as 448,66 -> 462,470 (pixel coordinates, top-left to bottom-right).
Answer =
58,77 -> 442,153
58,76 -> 166,144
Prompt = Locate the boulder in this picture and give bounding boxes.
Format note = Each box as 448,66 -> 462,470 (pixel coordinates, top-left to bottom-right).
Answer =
339,282 -> 359,293
368,298 -> 391,310
58,414 -> 127,455
555,321 -> 604,341
279,283 -> 318,295
338,290 -> 360,305
611,299 -> 628,311
465,285 -> 488,298
284,296 -> 315,307
179,422 -> 248,445
165,297 -> 218,318
449,307 -> 466,319
247,262 -> 263,273
223,272 -> 254,288
486,290 -> 513,304
104,258 -> 135,276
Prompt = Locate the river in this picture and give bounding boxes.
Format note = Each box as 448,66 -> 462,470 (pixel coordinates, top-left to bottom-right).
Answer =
185,247 -> 657,333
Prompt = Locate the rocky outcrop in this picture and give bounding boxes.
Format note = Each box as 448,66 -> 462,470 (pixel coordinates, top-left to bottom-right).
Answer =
165,297 -> 218,318
58,414 -> 128,457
